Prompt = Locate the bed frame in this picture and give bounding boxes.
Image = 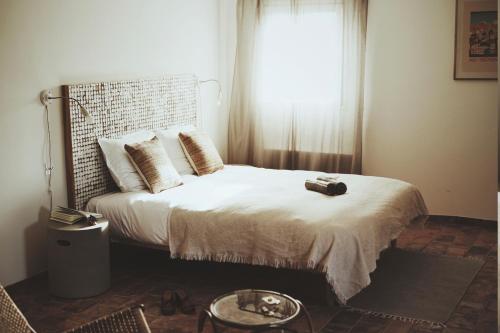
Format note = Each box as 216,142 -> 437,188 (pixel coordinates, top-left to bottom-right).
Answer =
61,76 -> 416,306
62,74 -> 200,211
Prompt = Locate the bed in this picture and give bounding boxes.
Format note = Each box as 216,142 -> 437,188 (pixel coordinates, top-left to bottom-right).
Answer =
87,165 -> 427,303
62,74 -> 427,303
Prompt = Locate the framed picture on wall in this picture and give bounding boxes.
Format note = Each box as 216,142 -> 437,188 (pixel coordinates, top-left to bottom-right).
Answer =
454,0 -> 497,80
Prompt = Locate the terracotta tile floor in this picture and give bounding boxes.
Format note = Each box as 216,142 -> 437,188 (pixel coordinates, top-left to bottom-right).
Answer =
6,216 -> 498,333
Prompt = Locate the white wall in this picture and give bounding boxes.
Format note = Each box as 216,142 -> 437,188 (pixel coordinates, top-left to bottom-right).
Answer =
363,0 -> 497,220
0,0 -> 221,286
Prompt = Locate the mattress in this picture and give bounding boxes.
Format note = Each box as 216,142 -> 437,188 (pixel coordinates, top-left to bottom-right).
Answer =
87,165 -> 427,302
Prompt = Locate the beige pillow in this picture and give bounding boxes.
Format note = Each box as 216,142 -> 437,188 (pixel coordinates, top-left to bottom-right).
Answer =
178,130 -> 223,175
124,137 -> 182,193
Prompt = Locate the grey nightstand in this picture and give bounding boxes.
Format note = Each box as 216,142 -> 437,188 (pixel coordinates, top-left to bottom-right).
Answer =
47,218 -> 110,298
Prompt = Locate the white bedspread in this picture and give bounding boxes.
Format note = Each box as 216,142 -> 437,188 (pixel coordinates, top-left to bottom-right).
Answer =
88,165 -> 427,303
87,174 -> 199,246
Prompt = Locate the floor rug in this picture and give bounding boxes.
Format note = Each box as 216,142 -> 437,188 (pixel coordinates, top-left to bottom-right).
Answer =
323,248 -> 484,329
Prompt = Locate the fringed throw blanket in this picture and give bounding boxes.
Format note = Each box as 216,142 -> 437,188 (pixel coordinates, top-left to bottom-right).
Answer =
168,166 -> 427,303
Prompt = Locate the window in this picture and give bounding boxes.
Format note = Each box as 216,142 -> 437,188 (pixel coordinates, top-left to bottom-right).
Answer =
228,0 -> 366,173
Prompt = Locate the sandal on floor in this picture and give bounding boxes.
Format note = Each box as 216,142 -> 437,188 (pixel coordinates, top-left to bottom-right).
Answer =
175,289 -> 195,314
161,289 -> 176,315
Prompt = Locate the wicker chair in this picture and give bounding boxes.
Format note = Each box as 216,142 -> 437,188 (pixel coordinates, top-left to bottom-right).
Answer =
0,284 -> 151,333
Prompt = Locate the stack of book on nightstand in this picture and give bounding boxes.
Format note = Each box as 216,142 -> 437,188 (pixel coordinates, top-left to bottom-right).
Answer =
50,206 -> 102,224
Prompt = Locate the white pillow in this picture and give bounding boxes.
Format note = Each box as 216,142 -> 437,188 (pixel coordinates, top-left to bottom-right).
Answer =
98,130 -> 155,192
155,125 -> 196,175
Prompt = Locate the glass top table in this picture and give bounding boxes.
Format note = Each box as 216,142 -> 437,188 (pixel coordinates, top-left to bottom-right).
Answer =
198,289 -> 314,332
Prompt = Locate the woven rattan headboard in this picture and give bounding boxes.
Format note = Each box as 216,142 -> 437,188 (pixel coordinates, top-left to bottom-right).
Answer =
62,74 -> 199,210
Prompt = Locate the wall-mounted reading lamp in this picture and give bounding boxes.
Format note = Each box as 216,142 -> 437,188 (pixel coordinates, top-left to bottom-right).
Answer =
40,89 -> 92,212
40,89 -> 93,124
198,79 -> 223,106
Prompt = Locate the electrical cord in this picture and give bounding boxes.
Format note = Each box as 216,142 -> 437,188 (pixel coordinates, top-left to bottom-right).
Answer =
44,104 -> 53,211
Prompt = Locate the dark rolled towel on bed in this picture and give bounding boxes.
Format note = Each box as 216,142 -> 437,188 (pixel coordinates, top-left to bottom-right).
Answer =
305,179 -> 347,196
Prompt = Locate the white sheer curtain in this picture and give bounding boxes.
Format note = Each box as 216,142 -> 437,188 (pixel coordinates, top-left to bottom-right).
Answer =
228,0 -> 367,173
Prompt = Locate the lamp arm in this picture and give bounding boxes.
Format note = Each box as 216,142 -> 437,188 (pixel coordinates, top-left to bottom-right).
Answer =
48,96 -> 86,111
46,95 -> 92,120
198,79 -> 223,105
199,78 -> 221,90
